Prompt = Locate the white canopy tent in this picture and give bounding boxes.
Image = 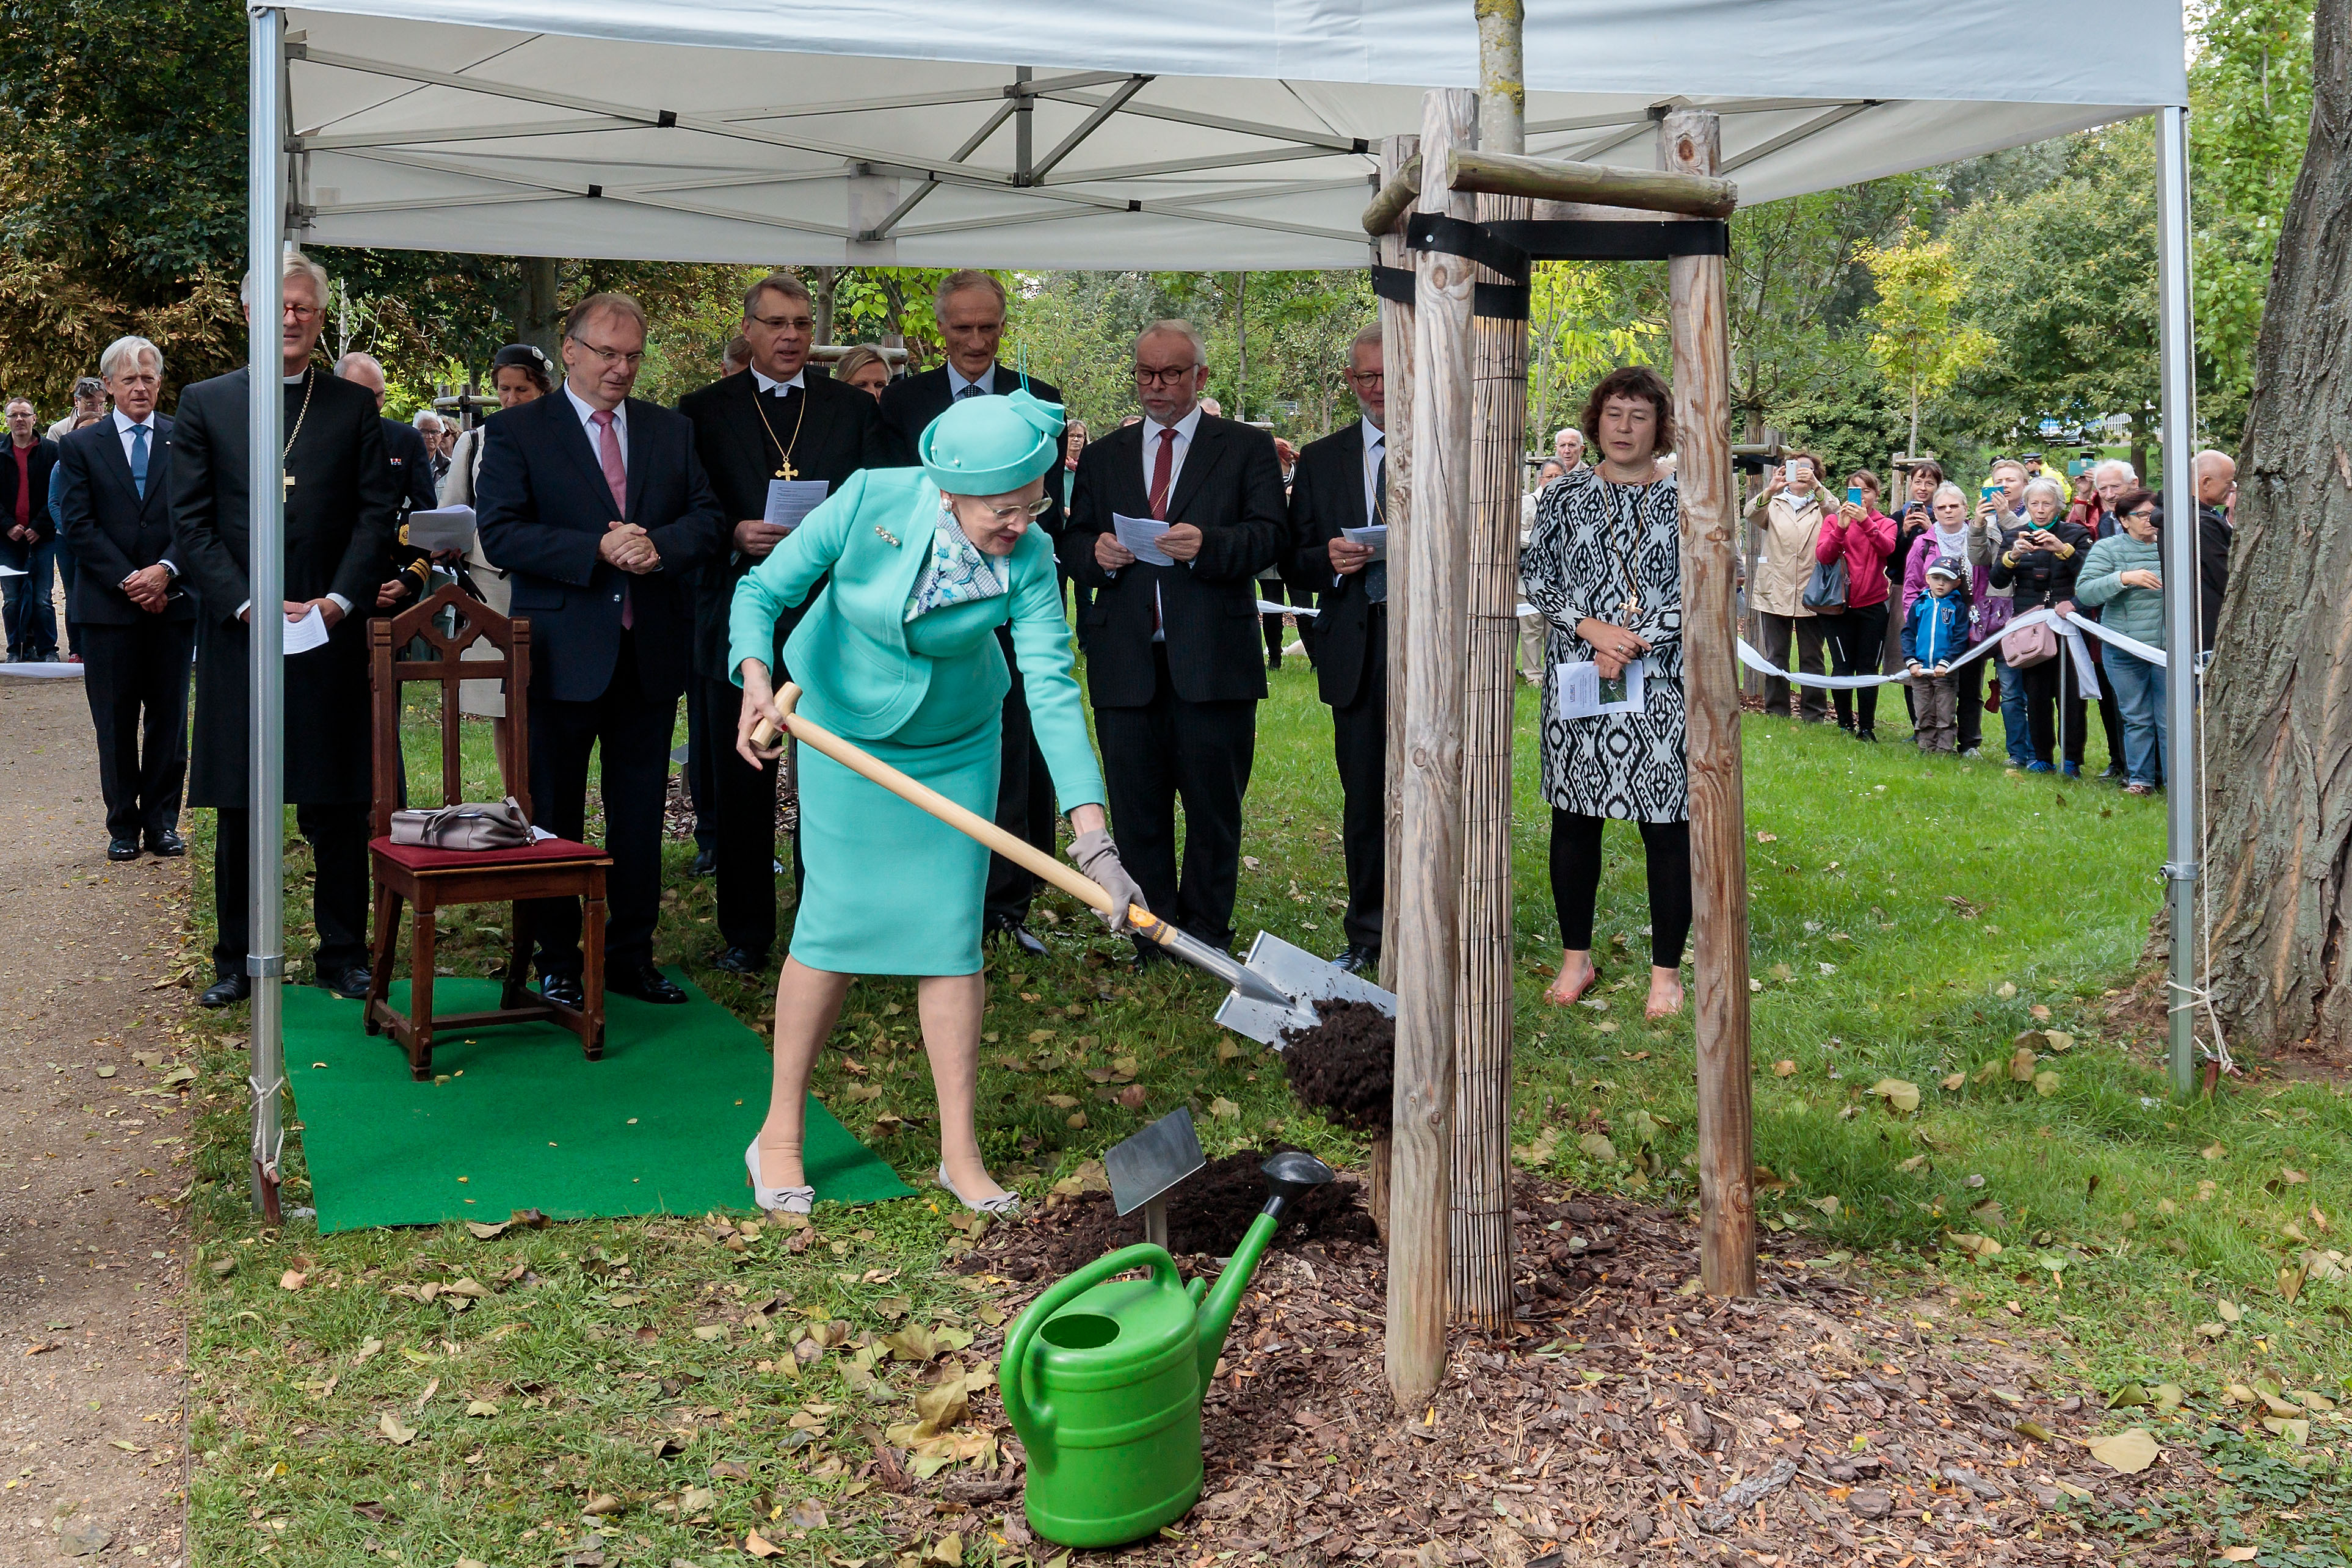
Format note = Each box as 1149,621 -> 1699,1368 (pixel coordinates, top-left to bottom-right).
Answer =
235,0 -> 2202,1218
278,0 -> 2187,268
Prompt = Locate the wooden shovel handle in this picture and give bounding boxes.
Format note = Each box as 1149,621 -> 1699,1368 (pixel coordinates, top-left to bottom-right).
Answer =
754,683 -> 1131,921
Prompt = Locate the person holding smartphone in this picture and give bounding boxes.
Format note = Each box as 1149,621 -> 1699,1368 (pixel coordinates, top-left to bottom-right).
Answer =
1813,469 -> 1896,739
1744,451 -> 1832,722
1990,475 -> 2092,774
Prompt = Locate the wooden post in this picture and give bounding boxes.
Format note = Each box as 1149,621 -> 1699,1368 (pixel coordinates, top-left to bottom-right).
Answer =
1386,86 -> 1477,1414
1451,0 -> 1526,1329
1377,134 -> 1418,995
1661,107 -> 1756,1298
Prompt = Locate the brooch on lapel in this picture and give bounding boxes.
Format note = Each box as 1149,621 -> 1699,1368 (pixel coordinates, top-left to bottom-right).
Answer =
873,525 -> 901,548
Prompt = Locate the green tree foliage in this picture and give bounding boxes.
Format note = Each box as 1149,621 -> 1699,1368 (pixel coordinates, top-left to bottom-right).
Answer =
1528,262 -> 1666,454
2190,0 -> 2316,448
1854,226 -> 1997,457
1943,124 -> 2160,460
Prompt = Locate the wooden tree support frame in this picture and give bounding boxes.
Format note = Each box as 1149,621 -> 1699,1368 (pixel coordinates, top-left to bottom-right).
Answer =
1377,93 -> 1757,1410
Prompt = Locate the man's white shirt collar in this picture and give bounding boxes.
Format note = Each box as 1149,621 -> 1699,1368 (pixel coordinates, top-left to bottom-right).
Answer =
112,408 -> 151,434
947,363 -> 995,399
1144,405 -> 1205,446
752,367 -> 805,396
1361,416 -> 1383,451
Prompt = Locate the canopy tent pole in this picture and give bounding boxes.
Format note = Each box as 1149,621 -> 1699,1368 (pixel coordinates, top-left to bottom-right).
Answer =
1451,0 -> 1526,1331
1386,85 -> 1476,1414
2154,102 -> 2200,1099
1663,107 -> 1757,1296
247,4 -> 290,1222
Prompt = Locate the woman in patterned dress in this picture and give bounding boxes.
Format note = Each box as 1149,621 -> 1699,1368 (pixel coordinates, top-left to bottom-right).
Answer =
1522,365 -> 1691,1020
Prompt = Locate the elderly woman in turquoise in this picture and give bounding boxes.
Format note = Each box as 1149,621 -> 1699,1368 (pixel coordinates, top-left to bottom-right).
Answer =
731,390 -> 1143,1218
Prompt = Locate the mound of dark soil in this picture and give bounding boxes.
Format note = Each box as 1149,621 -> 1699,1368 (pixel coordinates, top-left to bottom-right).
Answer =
1279,999 -> 1393,1132
957,1149 -> 1376,1283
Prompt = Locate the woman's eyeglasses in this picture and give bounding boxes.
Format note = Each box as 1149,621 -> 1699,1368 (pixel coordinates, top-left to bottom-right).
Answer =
971,496 -> 1054,524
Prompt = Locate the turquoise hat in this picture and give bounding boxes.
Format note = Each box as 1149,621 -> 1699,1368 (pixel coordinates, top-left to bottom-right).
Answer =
918,387 -> 1065,496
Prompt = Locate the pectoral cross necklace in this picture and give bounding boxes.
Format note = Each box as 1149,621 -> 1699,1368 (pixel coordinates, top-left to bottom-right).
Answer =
281,366 -> 316,494
1606,481 -> 1644,620
751,379 -> 808,482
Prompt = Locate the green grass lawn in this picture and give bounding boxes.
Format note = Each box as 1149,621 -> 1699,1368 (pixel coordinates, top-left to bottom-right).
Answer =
173,652 -> 2352,1566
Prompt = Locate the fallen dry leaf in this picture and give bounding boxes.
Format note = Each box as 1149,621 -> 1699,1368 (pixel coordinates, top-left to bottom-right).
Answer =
2086,1428 -> 2160,1475
377,1411 -> 416,1445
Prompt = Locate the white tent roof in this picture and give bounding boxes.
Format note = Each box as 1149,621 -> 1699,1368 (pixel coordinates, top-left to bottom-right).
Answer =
285,0 -> 2186,269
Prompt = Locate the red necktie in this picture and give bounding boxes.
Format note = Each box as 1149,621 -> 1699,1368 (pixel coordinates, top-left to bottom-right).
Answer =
1149,427 -> 1176,520
591,408 -> 633,630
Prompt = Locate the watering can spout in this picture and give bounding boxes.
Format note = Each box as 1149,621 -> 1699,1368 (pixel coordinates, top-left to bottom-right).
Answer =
1194,1152 -> 1334,1389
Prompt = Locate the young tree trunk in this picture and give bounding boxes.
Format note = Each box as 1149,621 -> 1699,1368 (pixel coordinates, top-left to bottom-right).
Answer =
2202,0 -> 2352,1059
812,267 -> 839,346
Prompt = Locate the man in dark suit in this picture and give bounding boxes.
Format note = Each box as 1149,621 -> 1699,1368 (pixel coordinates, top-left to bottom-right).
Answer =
55,336 -> 195,862
1284,324 -> 1387,975
170,252 -> 401,1007
678,270 -> 891,975
336,351 -> 441,610
1059,319 -> 1288,956
879,269 -> 1068,957
1,396 -> 62,661
476,292 -> 727,1007
2194,448 -> 2236,658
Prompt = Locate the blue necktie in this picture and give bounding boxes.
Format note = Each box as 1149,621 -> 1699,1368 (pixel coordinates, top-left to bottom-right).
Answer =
129,424 -> 150,499
1364,448 -> 1388,604
955,384 -> 981,401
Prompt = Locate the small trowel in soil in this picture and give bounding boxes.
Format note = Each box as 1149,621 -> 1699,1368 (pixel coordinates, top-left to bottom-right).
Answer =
757,684 -> 1396,1042
1104,1107 -> 1206,1252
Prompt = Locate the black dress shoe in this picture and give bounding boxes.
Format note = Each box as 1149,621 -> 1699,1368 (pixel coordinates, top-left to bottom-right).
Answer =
199,972 -> 250,1008
147,830 -> 187,857
689,846 -> 717,877
107,838 -> 141,862
1328,944 -> 1379,976
609,964 -> 689,1004
710,944 -> 768,975
985,915 -> 1050,959
540,973 -> 585,1010
319,964 -> 372,1000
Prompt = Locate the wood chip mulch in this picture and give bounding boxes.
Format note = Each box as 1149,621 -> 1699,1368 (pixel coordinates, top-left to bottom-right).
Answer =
877,1177 -> 2219,1567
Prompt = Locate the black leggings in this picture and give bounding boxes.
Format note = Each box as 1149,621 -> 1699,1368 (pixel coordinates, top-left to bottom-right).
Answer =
1549,810 -> 1693,970
1821,601 -> 1889,733
2020,655 -> 2089,766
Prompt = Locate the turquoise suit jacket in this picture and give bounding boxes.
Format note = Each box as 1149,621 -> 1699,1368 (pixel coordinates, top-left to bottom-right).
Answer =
728,466 -> 1106,813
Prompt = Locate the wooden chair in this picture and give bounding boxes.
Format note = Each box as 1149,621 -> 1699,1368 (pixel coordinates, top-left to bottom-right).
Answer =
365,583 -> 612,1080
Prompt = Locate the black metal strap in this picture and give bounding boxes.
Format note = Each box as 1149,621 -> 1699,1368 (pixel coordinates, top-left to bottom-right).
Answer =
1370,264 -> 1414,307
1487,218 -> 1729,261
1473,283 -> 1530,321
1405,211 -> 1530,282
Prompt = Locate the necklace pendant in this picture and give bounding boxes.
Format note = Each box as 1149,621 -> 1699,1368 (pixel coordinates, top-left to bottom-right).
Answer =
777,459 -> 797,482
283,473 -> 296,492
1621,595 -> 1640,619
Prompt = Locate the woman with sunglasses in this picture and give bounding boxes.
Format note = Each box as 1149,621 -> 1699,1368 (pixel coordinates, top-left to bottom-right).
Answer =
729,389 -> 1144,1218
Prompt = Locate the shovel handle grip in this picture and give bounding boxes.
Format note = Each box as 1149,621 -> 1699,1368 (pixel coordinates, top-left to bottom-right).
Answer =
752,683 -> 1137,921
1000,1242 -> 1181,1470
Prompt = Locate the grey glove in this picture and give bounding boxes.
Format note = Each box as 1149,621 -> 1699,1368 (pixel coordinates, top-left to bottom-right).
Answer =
1069,829 -> 1147,935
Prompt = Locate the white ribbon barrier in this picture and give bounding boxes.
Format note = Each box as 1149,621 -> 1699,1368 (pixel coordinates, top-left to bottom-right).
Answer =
0,661 -> 84,680
1256,600 -> 1318,617
1732,605 -> 2161,692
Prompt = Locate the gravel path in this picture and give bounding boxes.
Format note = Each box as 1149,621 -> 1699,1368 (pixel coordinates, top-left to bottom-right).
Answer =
0,674 -> 194,1566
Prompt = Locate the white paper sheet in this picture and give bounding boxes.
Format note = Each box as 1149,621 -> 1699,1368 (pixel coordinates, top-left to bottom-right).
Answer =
763,478 -> 829,533
281,606 -> 332,656
1342,523 -> 1388,561
1554,656 -> 1647,719
0,563 -> 23,578
1111,512 -> 1174,567
404,504 -> 476,552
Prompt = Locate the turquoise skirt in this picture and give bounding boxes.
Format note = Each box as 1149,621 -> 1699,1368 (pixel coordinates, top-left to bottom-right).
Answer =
787,711 -> 1000,977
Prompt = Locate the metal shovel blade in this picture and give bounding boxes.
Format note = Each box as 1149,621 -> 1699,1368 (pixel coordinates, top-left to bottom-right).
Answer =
1212,931 -> 1397,1047
1104,1106 -> 1207,1218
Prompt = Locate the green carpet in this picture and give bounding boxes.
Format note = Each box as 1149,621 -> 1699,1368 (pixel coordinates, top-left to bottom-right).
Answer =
283,970 -> 912,1233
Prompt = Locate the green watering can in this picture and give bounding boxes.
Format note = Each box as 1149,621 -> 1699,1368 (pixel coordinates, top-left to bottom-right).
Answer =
1000,1151 -> 1335,1548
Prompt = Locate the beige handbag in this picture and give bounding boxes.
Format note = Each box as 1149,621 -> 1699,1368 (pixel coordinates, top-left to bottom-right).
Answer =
389,796 -> 535,851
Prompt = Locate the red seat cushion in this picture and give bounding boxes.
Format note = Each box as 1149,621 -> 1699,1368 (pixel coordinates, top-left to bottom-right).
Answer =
369,835 -> 610,873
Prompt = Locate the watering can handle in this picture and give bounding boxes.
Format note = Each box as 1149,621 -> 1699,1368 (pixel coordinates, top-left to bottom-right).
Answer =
999,1243 -> 1180,1473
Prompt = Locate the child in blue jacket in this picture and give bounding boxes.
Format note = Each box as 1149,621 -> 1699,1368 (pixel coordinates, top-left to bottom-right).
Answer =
1902,557 -> 1969,753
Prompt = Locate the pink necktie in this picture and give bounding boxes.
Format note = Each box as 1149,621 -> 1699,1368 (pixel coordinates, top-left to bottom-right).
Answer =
591,408 -> 633,630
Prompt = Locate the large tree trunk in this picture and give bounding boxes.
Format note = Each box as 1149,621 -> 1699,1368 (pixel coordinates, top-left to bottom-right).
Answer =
2202,0 -> 2352,1059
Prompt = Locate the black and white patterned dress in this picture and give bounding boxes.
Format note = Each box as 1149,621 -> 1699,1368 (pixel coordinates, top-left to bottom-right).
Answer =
1522,468 -> 1688,822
